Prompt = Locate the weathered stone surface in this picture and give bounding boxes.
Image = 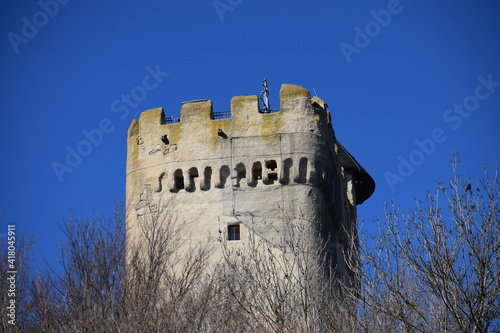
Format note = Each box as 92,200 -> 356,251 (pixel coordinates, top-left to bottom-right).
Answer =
126,84 -> 375,279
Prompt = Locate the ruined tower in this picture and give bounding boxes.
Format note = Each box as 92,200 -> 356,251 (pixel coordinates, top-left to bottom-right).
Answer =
126,84 -> 374,280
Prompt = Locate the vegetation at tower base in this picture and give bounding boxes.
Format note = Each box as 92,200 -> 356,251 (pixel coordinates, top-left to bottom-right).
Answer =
355,156 -> 500,333
0,159 -> 498,332
218,210 -> 360,332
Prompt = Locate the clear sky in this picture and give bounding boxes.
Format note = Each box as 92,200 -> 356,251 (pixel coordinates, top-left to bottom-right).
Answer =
1,0 -> 499,267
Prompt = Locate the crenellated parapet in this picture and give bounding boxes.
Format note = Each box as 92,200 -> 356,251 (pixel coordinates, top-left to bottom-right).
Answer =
126,84 -> 334,173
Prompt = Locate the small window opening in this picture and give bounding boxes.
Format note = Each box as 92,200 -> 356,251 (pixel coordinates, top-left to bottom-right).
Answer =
265,160 -> 278,184
174,169 -> 184,190
201,167 -> 212,191
265,160 -> 277,171
314,161 -> 327,186
156,172 -> 166,192
186,167 -> 198,192
252,162 -> 262,180
235,163 -> 246,188
296,157 -> 308,183
250,162 -> 262,186
228,224 -> 240,241
216,165 -> 230,188
280,158 -> 293,184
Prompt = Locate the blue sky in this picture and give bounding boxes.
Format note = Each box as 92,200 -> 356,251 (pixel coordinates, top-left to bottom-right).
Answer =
1,0 -> 499,267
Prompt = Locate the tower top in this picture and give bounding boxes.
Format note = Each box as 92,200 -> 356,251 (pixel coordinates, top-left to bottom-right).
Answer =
127,83 -> 374,203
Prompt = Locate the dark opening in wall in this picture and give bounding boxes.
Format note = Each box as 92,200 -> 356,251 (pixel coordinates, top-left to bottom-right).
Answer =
156,172 -> 166,192
296,157 -> 308,183
250,162 -> 262,186
216,165 -> 230,188
265,160 -> 277,171
173,169 -> 184,191
228,224 -> 240,241
314,160 -> 328,188
186,167 -> 198,192
280,158 -> 293,185
235,163 -> 246,188
201,167 -> 212,191
264,160 -> 278,184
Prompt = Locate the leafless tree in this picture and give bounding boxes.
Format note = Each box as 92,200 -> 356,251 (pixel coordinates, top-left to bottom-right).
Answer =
27,272 -> 62,332
19,197 -> 254,332
122,198 -> 216,332
220,214 -> 359,333
31,208 -> 127,332
357,155 -> 500,332
16,155 -> 499,333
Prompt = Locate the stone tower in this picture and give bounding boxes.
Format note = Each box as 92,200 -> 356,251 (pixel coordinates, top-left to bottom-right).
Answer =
126,84 -> 374,280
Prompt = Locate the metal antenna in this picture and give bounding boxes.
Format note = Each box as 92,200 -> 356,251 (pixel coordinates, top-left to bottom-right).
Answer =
259,78 -> 270,113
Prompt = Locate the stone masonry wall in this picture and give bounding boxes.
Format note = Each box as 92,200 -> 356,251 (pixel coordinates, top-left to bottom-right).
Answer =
126,84 -> 374,280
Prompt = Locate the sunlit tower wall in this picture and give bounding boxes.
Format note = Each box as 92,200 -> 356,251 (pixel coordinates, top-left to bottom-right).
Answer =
125,84 -> 375,281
